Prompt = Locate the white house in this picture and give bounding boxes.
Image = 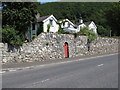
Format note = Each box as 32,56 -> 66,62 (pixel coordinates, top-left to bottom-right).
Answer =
84,21 -> 97,34
27,14 -> 97,40
27,15 -> 59,40
76,17 -> 97,34
59,19 -> 79,33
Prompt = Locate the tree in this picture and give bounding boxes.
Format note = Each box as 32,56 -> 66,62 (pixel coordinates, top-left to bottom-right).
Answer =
77,26 -> 97,51
106,2 -> 120,36
77,27 -> 97,42
2,25 -> 23,46
97,25 -> 111,36
2,2 -> 39,40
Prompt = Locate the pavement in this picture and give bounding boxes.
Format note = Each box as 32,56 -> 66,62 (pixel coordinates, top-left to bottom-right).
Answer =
2,53 -> 118,88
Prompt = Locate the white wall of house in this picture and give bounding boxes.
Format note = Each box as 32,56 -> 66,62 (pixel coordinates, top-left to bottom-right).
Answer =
78,23 -> 86,31
43,15 -> 59,33
43,19 -> 59,33
88,22 -> 97,34
61,19 -> 80,33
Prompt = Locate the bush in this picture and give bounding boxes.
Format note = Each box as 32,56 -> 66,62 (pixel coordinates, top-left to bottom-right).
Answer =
77,27 -> 97,42
47,24 -> 50,32
97,25 -> 110,36
32,35 -> 37,40
2,25 -> 23,46
57,25 -> 70,34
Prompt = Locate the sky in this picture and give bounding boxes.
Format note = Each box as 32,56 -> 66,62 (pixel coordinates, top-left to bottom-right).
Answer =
38,0 -> 60,3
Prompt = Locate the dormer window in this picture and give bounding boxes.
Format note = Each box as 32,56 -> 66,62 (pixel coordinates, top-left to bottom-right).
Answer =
50,19 -> 53,26
68,23 -> 70,27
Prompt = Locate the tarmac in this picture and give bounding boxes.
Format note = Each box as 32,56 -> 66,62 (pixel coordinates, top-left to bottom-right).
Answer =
2,52 -> 118,73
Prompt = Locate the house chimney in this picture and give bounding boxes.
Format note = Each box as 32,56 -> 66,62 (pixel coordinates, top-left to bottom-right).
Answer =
79,13 -> 83,24
79,16 -> 83,24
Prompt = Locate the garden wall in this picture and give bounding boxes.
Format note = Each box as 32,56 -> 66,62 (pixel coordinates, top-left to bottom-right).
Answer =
1,33 -> 119,63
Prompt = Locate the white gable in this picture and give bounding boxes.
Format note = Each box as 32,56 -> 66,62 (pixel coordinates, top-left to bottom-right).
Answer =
88,21 -> 97,34
88,21 -> 97,29
43,15 -> 57,23
43,15 -> 59,33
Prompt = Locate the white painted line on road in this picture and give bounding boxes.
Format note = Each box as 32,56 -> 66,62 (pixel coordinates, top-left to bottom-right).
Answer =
0,71 -> 6,74
78,53 -> 118,62
9,70 -> 17,72
97,64 -> 104,67
41,79 -> 50,83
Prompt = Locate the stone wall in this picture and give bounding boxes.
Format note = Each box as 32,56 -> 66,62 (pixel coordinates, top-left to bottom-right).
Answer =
1,33 -> 119,63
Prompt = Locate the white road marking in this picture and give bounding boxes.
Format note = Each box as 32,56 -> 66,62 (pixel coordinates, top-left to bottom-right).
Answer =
97,64 -> 104,67
0,71 -> 6,74
41,79 -> 50,83
49,53 -> 118,65
9,70 -> 17,72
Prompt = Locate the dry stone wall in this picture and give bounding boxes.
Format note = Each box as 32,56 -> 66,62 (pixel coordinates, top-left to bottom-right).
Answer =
1,33 -> 119,63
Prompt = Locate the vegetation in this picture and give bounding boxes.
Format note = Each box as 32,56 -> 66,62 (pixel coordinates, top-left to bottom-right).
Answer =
47,24 -> 50,32
2,2 -> 39,45
57,23 -> 70,34
32,34 -> 37,40
77,27 -> 97,42
106,2 -> 120,36
2,25 -> 23,46
37,23 -> 43,35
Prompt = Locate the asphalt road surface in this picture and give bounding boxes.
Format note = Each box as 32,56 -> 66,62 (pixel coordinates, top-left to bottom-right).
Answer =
2,53 -> 118,88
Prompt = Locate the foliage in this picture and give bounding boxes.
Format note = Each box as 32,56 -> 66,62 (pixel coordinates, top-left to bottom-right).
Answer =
2,2 -> 39,40
77,27 -> 97,41
32,34 -> 37,40
57,23 -> 70,34
2,25 -> 23,46
106,2 -> 120,36
37,23 -> 43,35
97,25 -> 111,36
47,24 -> 50,32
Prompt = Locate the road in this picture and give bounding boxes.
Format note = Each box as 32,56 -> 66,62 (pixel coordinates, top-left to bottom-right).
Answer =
2,53 -> 118,88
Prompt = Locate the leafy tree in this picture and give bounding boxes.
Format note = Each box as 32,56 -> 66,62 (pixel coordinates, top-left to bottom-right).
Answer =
2,2 -> 39,40
76,26 -> 97,51
106,2 -> 120,36
77,27 -> 97,42
97,25 -> 111,36
2,25 -> 23,46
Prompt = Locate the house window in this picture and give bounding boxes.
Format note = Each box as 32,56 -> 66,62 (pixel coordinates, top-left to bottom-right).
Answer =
68,23 -> 70,27
50,20 -> 53,26
32,24 -> 35,30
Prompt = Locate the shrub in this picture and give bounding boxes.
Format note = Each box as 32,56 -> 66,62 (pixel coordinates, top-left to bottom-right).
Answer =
32,34 -> 37,40
77,27 -> 97,42
2,25 -> 23,46
97,25 -> 110,36
57,25 -> 70,34
47,24 -> 50,32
